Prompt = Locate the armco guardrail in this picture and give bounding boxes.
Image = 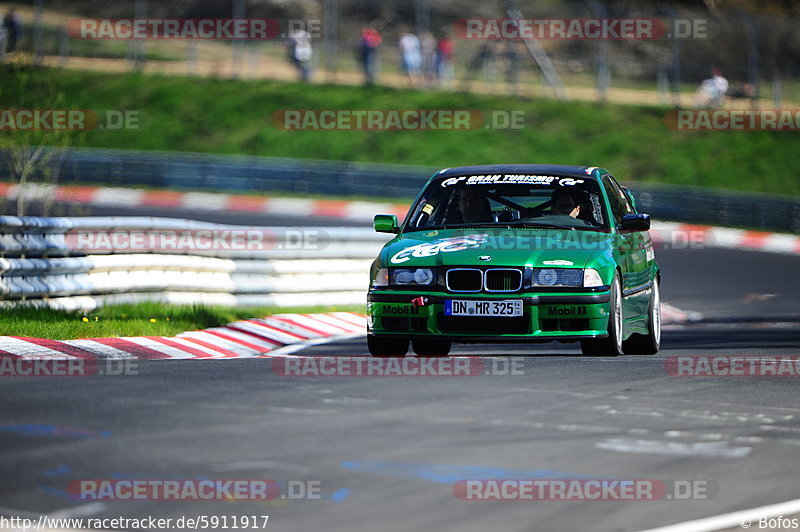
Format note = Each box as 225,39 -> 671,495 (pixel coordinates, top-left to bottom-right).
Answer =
2,147 -> 798,233
0,147 -> 433,200
0,216 -> 391,311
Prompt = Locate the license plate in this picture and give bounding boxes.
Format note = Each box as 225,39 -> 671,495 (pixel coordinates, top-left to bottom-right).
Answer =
445,300 -> 523,317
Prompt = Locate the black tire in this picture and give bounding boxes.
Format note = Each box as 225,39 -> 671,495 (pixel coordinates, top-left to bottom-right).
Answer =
411,339 -> 451,357
580,274 -> 623,357
622,279 -> 661,355
367,335 -> 409,357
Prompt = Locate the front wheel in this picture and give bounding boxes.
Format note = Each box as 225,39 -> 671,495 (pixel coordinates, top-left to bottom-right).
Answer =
367,335 -> 409,357
412,339 -> 451,357
581,274 -> 623,357
622,279 -> 661,355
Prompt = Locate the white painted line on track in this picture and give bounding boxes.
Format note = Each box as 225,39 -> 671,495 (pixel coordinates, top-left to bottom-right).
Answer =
638,497 -> 800,532
266,332 -> 365,357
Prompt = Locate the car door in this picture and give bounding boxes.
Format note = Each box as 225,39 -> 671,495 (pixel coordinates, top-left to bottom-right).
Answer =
604,175 -> 651,319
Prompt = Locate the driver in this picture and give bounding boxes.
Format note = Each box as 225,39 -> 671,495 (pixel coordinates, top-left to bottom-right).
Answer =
550,190 -> 581,218
455,188 -> 492,223
549,189 -> 592,226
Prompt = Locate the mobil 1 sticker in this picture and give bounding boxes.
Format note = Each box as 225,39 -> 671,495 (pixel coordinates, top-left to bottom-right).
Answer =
543,305 -> 588,317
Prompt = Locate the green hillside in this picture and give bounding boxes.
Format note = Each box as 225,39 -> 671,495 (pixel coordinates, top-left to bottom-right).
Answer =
1,65 -> 797,196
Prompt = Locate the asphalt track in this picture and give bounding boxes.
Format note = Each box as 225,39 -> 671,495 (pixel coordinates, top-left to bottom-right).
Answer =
1,204 -> 799,532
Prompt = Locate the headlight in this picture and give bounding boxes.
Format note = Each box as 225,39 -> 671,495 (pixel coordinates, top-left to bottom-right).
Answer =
373,268 -> 389,287
391,268 -> 435,286
583,268 -> 604,288
532,268 -> 583,287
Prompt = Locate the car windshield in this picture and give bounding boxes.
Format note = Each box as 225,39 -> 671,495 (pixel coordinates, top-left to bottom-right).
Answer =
403,174 -> 609,232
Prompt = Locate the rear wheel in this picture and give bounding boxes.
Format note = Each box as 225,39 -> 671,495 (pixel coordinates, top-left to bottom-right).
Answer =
622,279 -> 661,355
581,274 -> 623,357
412,339 -> 451,357
367,335 -> 409,357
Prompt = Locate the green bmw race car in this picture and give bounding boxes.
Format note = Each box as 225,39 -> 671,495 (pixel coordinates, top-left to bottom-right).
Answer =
367,164 -> 661,357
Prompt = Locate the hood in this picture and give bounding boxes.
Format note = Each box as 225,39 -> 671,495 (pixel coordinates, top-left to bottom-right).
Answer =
382,228 -> 613,269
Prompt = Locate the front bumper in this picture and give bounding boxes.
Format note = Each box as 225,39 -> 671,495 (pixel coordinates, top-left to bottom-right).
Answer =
367,290 -> 611,342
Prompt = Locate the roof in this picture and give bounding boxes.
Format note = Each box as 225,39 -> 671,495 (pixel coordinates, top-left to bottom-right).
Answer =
433,164 -> 604,179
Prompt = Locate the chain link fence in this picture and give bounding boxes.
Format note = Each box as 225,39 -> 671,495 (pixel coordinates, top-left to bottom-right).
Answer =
4,0 -> 800,106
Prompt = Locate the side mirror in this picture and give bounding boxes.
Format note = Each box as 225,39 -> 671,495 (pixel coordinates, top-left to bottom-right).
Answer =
374,214 -> 399,234
620,213 -> 650,232
620,186 -> 637,211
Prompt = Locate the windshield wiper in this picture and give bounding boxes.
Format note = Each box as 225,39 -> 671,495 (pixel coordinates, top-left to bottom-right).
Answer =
411,222 -> 605,232
432,223 -> 500,229
504,221 -> 575,230
505,221 -> 608,232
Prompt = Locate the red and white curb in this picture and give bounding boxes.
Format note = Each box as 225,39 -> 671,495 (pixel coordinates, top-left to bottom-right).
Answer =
648,221 -> 800,256
0,312 -> 367,360
2,182 -> 798,255
661,302 -> 703,324
0,306 -> 703,360
0,182 -> 409,222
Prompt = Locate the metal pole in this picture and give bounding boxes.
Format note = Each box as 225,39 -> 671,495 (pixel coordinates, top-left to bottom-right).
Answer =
772,73 -> 782,109
58,27 -> 69,66
187,40 -> 197,74
232,0 -> 245,78
323,0 -> 338,83
414,0 -> 430,35
506,0 -> 566,100
657,68 -> 669,104
134,0 -> 146,70
33,0 -> 44,65
587,0 -> 609,103
0,28 -> 6,63
740,11 -> 759,109
659,3 -> 681,107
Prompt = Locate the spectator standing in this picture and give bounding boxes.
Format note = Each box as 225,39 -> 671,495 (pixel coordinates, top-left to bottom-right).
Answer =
710,69 -> 729,99
3,8 -> 20,54
694,68 -> 729,108
286,28 -> 312,81
399,30 -> 422,87
436,34 -> 454,86
420,31 -> 437,86
461,41 -> 497,90
358,26 -> 382,85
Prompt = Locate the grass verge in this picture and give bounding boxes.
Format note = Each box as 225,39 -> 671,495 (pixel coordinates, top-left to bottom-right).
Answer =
0,66 -> 798,196
1,302 -> 364,340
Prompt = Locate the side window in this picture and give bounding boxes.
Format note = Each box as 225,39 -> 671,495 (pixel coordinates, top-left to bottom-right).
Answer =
603,176 -> 633,225
609,176 -> 635,215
